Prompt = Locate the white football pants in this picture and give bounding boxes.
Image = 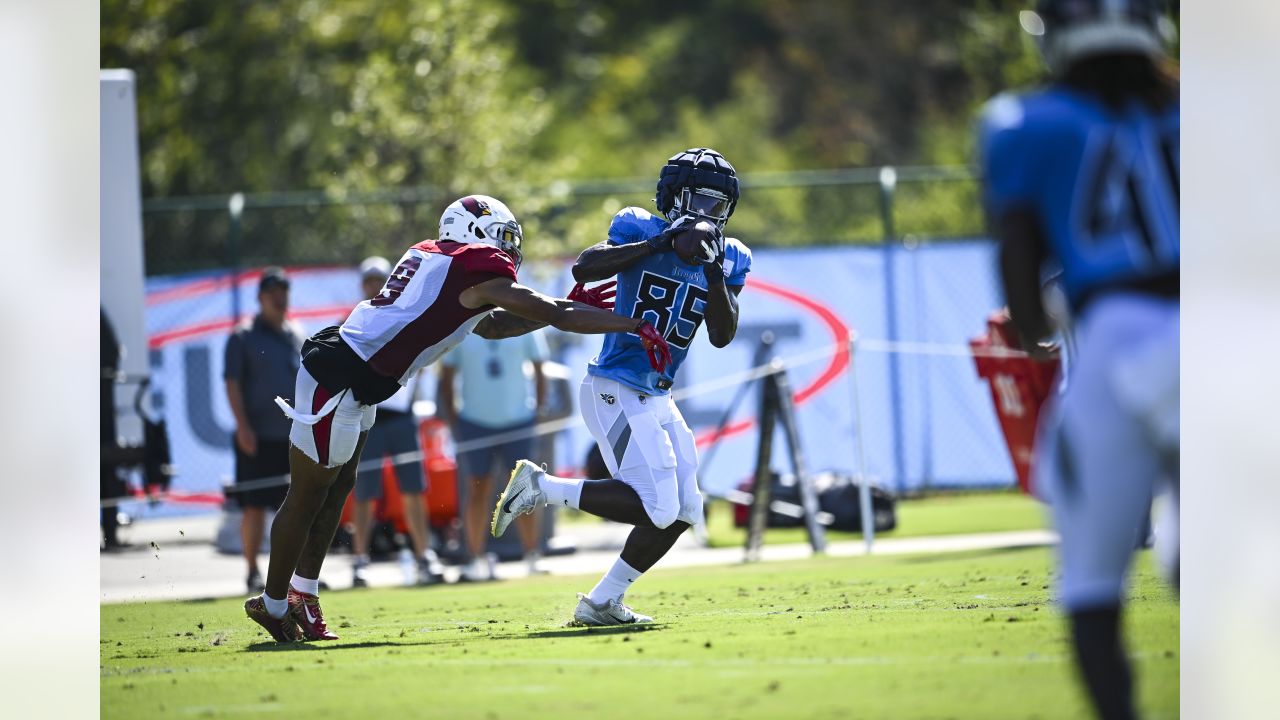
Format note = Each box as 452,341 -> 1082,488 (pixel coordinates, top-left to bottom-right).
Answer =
580,374 -> 703,529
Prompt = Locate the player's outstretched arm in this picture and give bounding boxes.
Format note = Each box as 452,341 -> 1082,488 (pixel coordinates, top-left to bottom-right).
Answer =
472,310 -> 548,339
463,278 -> 671,371
470,280 -> 617,339
996,207 -> 1052,346
462,278 -> 641,336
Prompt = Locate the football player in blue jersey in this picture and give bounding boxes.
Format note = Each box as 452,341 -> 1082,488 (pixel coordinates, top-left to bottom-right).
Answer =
979,2 -> 1178,718
491,148 -> 751,625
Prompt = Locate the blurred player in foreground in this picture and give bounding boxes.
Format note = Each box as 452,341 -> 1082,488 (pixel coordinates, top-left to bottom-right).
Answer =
979,2 -> 1178,717
245,195 -> 672,643
492,148 -> 751,625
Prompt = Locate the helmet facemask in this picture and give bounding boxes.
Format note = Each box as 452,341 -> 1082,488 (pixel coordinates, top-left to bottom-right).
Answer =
479,219 -> 523,271
672,186 -> 733,229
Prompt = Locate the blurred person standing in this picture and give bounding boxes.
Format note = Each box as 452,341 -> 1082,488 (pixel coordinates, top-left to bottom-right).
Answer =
978,2 -> 1178,718
348,256 -> 445,587
224,267 -> 304,593
438,330 -> 549,581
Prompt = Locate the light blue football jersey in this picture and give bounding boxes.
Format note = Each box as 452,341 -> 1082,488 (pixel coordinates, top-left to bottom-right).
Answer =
587,207 -> 752,395
979,87 -> 1179,310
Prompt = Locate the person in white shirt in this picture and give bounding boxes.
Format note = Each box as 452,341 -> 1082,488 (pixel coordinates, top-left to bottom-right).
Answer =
438,330 -> 548,580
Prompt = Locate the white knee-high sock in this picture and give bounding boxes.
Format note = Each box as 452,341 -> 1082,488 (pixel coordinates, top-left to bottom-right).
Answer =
290,572 -> 319,596
587,557 -> 642,604
541,472 -> 584,509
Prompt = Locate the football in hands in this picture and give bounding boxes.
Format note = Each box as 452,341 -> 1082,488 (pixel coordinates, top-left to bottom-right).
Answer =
672,220 -> 718,264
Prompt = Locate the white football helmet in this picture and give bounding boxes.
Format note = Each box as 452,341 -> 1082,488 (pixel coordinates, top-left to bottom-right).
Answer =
438,195 -> 524,270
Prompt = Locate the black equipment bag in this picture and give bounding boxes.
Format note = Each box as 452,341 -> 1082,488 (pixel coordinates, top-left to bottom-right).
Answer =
735,471 -> 896,533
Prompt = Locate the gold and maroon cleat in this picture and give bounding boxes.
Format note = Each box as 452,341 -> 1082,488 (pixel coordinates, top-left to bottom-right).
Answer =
288,588 -> 340,641
244,596 -> 301,643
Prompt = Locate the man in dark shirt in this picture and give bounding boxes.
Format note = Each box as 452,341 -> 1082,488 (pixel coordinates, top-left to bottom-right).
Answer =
224,267 -> 304,593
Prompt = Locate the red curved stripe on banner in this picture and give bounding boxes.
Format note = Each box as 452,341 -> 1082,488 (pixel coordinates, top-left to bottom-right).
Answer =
147,305 -> 353,349
170,493 -> 224,505
146,264 -> 349,306
693,278 -> 851,448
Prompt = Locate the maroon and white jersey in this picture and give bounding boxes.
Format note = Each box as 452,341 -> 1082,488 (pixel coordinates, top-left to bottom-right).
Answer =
340,240 -> 517,383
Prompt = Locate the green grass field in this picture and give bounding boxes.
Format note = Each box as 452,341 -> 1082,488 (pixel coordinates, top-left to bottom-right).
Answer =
101,545 -> 1177,719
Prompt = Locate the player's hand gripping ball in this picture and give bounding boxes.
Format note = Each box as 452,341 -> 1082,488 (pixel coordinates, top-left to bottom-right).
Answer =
673,220 -> 723,268
644,214 -> 695,253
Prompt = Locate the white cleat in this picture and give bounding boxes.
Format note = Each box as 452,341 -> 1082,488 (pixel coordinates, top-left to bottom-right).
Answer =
570,593 -> 654,626
491,459 -> 544,538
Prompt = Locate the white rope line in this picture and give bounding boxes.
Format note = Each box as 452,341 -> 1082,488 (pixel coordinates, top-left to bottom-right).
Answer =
856,337 -> 1037,359
100,337 -> 1044,508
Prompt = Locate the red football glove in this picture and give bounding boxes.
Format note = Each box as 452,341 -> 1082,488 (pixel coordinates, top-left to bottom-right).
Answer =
567,280 -> 617,310
635,321 -> 673,373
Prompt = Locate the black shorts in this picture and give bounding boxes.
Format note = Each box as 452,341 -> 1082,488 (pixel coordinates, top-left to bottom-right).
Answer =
301,326 -> 402,405
232,437 -> 291,509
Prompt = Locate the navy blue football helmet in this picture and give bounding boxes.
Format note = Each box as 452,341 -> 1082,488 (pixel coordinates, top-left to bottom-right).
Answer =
654,148 -> 740,229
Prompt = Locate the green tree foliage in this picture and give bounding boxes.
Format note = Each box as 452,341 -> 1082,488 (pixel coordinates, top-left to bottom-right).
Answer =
103,0 -> 548,270
102,1 -> 1175,273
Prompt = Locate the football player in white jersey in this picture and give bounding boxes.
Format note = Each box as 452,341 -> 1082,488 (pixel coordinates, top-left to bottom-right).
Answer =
245,195 -> 672,643
491,149 -> 751,626
979,2 -> 1178,717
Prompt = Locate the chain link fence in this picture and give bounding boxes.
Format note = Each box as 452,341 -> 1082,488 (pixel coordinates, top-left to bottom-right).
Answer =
141,166 -> 985,274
